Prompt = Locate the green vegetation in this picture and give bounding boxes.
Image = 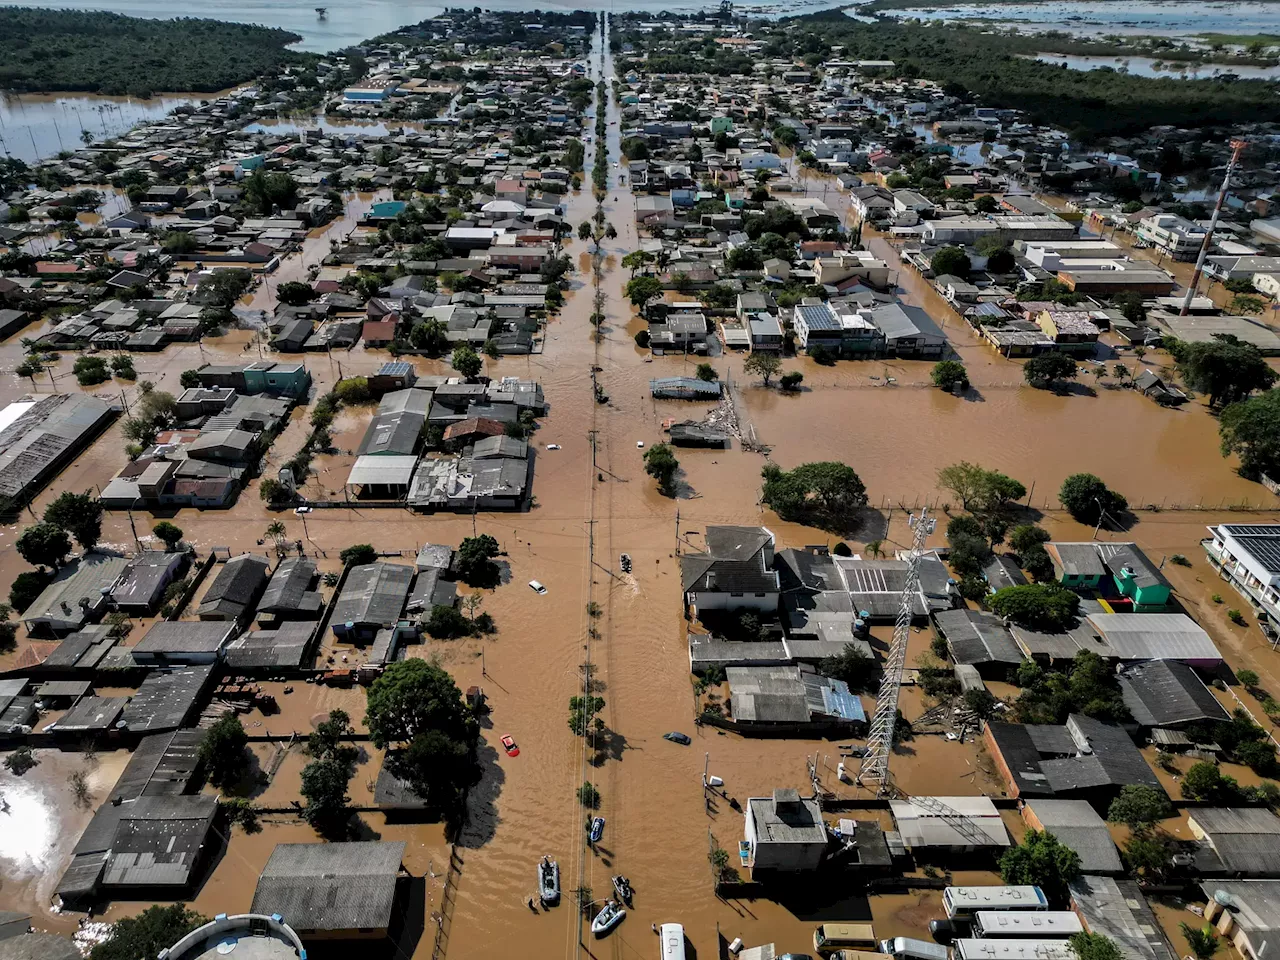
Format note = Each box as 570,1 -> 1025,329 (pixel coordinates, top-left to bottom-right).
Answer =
990,583 -> 1080,632
818,642 -> 879,693
745,352 -> 783,386
931,360 -> 969,392
90,905 -> 208,960
3,745 -> 37,775
1069,933 -> 1125,960
1013,651 -> 1129,724
569,694 -> 606,735
1170,334 -> 1277,409
0,9 -> 304,96
578,781 -> 600,808
999,829 -> 1080,904
198,715 -> 249,790
300,709 -> 358,838
1024,352 -> 1078,390
761,461 -> 869,532
10,570 -> 51,611
456,534 -> 501,588
339,544 -> 378,567
779,12 -> 1280,138
1106,784 -> 1173,832
644,442 -> 680,497
1181,924 -> 1220,960
1059,473 -> 1128,525
152,521 -> 184,550
1220,389 -> 1280,478
43,490 -> 102,550
16,522 -> 71,569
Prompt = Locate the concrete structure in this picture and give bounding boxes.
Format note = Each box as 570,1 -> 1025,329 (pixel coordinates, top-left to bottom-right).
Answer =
1200,880 -> 1280,960
681,525 -> 779,617
1204,523 -> 1280,625
744,788 -> 828,874
159,914 -> 305,960
1136,213 -> 1207,261
889,796 -> 1010,850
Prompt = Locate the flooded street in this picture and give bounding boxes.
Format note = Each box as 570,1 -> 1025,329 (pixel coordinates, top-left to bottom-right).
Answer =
8,16 -> 1280,960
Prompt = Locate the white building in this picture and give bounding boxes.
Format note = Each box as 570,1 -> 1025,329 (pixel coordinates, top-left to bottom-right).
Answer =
1204,524 -> 1280,625
1136,213 -> 1206,261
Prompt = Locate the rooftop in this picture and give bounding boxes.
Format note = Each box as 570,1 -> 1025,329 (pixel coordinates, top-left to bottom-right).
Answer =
251,841 -> 406,932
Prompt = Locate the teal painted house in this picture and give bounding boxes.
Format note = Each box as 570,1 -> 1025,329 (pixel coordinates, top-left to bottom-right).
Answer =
1045,541 -> 1171,610
243,361 -> 311,398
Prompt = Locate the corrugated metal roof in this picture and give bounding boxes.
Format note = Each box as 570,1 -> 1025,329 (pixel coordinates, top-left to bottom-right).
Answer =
251,841 -> 405,931
1087,613 -> 1221,661
332,562 -> 413,628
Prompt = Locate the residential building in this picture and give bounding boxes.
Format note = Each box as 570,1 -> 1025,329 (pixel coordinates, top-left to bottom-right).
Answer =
132,621 -> 237,665
1136,213 -> 1207,261
889,796 -> 1010,851
257,556 -> 323,622
932,608 -> 1023,678
1087,613 -> 1221,667
1036,310 -> 1100,355
984,714 -> 1163,803
197,553 -> 271,621
863,303 -> 945,358
725,664 -> 866,729
330,562 -> 414,642
744,788 -> 828,874
1070,877 -> 1178,960
747,313 -> 784,352
1188,808 -> 1280,877
109,552 -> 186,614
21,553 -> 129,638
681,525 -> 779,617
1117,660 -> 1228,729
815,251 -> 890,288
1200,880 -> 1280,960
251,842 -> 407,938
1204,523 -> 1280,625
1022,800 -> 1122,874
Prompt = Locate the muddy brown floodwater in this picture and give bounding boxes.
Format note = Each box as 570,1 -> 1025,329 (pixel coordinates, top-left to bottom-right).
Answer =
7,17 -> 1280,960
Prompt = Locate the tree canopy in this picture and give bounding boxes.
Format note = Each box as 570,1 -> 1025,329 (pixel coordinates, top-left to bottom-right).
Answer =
989,583 -> 1080,631
1219,389 -> 1280,478
1059,473 -> 1128,525
1170,334 -> 1277,409
761,461 -> 869,531
90,905 -> 208,960
644,442 -> 680,497
1106,784 -> 1173,832
0,9 -> 301,95
43,490 -> 102,550
365,659 -> 478,748
1013,650 -> 1130,724
999,829 -> 1081,905
931,245 -> 971,278
16,522 -> 71,569
198,715 -> 249,789
1069,933 -> 1125,960
1024,352 -> 1078,389
456,534 -> 501,587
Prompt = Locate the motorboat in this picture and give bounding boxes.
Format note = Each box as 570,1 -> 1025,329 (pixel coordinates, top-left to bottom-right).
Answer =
589,816 -> 606,843
591,899 -> 625,936
612,875 -> 633,905
538,856 -> 560,904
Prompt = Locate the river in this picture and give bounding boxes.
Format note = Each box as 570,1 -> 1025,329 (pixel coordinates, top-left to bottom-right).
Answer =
1030,51 -> 1280,78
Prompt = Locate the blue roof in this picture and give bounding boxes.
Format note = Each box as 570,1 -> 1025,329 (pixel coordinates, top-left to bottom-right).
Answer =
796,303 -> 841,331
821,677 -> 866,722
369,201 -> 408,218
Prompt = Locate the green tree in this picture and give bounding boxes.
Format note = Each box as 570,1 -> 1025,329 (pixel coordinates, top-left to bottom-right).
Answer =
625,275 -> 663,308
1180,761 -> 1241,803
1009,523 -> 1051,555
744,351 -> 782,387
1180,924 -> 1220,960
1169,334 -> 1277,408
43,490 -> 103,549
999,829 -> 1081,904
974,195 -> 1000,214
780,371 -> 804,391
300,748 -> 356,838
365,659 -> 477,748
16,522 -> 72,569
242,168 -> 298,216
1123,832 -> 1172,882
161,230 -> 198,255
938,462 -> 1026,517
621,250 -> 654,276
452,345 -> 483,379
1219,390 -> 1280,477
152,521 -> 184,550
818,642 -> 878,693
931,245 -> 971,278
398,727 -> 473,809
339,544 -> 377,567
761,461 -> 869,530
456,534 -> 500,587
695,362 -> 718,382
425,604 -> 471,639
276,281 -> 316,306
569,694 -> 606,735
1024,352 -> 1078,389
180,369 -> 201,388
644,442 -> 680,496
989,583 -> 1080,630
198,715 -> 249,789
931,360 -> 969,391
1059,473 -> 1128,525
1106,784 -> 1173,832
410,319 -> 449,355
1069,933 -> 1125,960
90,905 -> 208,960
10,570 -> 51,611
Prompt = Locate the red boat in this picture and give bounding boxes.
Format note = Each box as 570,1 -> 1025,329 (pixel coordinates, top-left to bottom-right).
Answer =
501,735 -> 519,757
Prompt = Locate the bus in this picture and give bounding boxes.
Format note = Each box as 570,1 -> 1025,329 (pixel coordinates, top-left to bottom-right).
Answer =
972,912 -> 1083,939
953,941 -> 1076,960
879,937 -> 949,960
660,924 -> 685,960
943,886 -> 1049,920
813,923 -> 877,954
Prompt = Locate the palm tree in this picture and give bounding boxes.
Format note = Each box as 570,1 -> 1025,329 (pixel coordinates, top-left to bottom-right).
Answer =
265,521 -> 287,554
865,539 -> 884,558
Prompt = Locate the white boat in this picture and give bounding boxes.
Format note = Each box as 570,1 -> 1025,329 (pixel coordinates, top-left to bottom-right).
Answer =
538,856 -> 559,904
591,899 -> 625,936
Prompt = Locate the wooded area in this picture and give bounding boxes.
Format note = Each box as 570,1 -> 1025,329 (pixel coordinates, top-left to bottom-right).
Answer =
0,8 -> 303,96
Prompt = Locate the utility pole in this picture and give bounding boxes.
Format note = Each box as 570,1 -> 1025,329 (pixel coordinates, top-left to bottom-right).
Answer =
1181,138 -> 1247,316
